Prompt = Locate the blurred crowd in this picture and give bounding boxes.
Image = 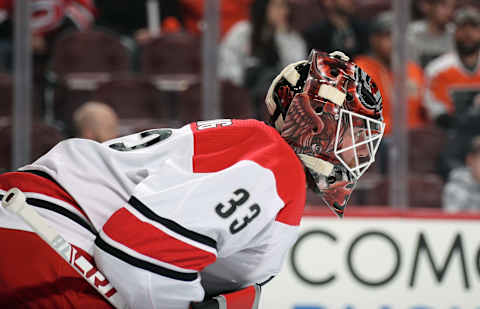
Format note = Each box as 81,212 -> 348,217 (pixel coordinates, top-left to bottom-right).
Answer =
1,0 -> 480,212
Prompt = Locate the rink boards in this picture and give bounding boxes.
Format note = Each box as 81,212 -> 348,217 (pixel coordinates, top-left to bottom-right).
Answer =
260,207 -> 480,309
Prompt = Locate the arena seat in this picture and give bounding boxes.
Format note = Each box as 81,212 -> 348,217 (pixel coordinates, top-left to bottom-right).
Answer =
408,125 -> 447,173
175,81 -> 202,123
171,80 -> 255,124
51,72 -> 110,135
0,72 -> 45,119
0,120 -> 65,173
140,32 -> 201,75
92,74 -> 168,119
48,29 -> 130,134
49,29 -> 129,76
356,173 -> 445,208
220,80 -> 255,119
0,73 -> 13,117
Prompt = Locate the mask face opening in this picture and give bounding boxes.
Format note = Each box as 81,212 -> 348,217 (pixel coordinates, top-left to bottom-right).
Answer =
306,105 -> 384,218
333,109 -> 385,179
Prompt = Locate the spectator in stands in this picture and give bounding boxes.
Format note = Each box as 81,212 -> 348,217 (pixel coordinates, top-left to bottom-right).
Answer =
355,12 -> 427,136
220,0 -> 306,86
219,0 -> 306,117
437,97 -> 480,179
424,6 -> 480,130
302,0 -> 369,59
0,0 -> 96,120
408,0 -> 456,68
219,0 -> 306,115
73,101 -> 118,142
443,135 -> 480,212
0,0 -> 96,71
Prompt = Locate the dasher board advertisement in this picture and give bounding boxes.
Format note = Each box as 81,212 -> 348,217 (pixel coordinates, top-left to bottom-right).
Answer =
260,208 -> 480,309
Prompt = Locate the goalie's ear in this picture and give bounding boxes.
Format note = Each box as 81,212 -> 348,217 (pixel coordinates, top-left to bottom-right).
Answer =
265,60 -> 310,132
190,284 -> 261,309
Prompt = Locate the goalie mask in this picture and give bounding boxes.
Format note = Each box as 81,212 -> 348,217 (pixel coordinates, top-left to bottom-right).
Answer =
265,50 -> 385,217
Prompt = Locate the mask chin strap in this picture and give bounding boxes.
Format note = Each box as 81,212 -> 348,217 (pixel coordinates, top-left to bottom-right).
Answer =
298,154 -> 334,177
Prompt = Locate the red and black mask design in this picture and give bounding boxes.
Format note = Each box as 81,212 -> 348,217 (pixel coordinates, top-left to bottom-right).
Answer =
280,93 -> 339,160
266,50 -> 385,217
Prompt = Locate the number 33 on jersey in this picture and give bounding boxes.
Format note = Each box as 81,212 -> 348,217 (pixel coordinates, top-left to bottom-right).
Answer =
215,188 -> 261,235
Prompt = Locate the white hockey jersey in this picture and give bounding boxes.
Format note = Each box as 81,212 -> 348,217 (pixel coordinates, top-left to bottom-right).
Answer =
21,119 -> 307,309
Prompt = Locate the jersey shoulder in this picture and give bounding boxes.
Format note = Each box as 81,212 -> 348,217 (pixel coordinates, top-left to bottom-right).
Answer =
191,119 -> 306,226
190,119 -> 300,172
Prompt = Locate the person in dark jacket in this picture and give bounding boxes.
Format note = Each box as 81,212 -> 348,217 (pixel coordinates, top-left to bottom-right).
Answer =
302,0 -> 369,58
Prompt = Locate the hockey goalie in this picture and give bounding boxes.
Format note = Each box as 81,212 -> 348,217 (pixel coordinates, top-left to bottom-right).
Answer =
0,50 -> 384,309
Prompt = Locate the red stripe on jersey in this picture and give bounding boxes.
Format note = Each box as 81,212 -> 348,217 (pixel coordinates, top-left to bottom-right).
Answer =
223,285 -> 256,309
0,172 -> 88,219
191,119 -> 306,226
0,228 -> 111,308
103,208 -> 216,271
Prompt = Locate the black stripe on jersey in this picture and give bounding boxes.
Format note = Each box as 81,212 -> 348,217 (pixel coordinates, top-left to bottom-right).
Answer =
95,236 -> 198,281
27,197 -> 97,235
0,193 -> 96,235
128,196 -> 217,250
26,198 -> 97,234
21,170 -> 61,187
18,170 -> 96,234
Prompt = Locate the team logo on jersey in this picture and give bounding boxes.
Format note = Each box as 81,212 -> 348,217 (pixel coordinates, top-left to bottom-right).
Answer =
109,129 -> 173,152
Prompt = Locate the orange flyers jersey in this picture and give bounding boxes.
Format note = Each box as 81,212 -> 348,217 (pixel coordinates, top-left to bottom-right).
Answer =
355,55 -> 427,135
424,52 -> 480,119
